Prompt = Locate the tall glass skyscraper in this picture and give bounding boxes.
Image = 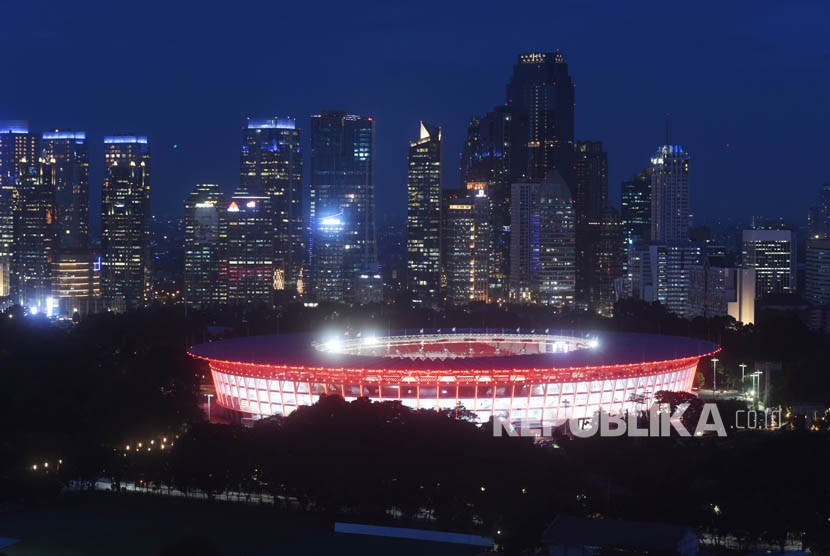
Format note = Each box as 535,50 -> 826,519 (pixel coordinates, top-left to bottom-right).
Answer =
506,52 -> 575,185
12,157 -> 56,308
240,117 -> 303,294
621,168 -> 652,244
225,187 -> 273,305
101,135 -> 151,310
42,131 -> 100,317
41,131 -> 89,248
650,145 -> 690,243
309,111 -> 376,302
406,122 -> 442,303
572,140 -> 608,309
0,122 -> 37,299
509,171 -> 575,306
460,108 -> 512,303
184,183 -> 226,307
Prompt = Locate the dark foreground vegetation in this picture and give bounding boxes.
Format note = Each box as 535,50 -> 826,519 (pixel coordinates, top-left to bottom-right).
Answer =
2,300 -> 830,554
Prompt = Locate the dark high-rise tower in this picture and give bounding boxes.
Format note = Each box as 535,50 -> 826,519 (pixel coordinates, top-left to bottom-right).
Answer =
309,111 -> 375,302
572,141 -> 608,308
406,122 -> 442,303
808,183 -> 830,238
184,183 -> 226,307
41,131 -> 89,249
506,52 -> 575,185
621,168 -> 653,244
0,122 -> 37,299
101,135 -> 151,310
460,107 -> 512,302
240,117 -> 303,293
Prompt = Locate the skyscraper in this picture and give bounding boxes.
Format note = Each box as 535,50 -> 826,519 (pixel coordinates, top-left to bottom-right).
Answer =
630,242 -> 704,317
184,183 -> 226,307
225,189 -> 273,305
586,206 -> 625,316
42,130 -> 97,316
240,117 -> 303,293
506,52 -> 575,184
459,108 -> 512,303
406,122 -> 442,303
805,239 -> 830,306
0,122 -> 37,299
509,171 -> 575,306
650,145 -> 690,243
101,135 -> 151,310
807,183 -> 830,238
12,157 -> 56,308
621,168 -> 652,244
41,131 -> 89,249
741,228 -> 795,298
309,111 -> 375,302
572,140 -> 608,309
444,185 -> 491,306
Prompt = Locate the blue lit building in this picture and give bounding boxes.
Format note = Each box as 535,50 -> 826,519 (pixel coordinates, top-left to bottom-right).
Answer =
309,111 -> 376,303
241,117 -> 303,295
41,131 -> 89,249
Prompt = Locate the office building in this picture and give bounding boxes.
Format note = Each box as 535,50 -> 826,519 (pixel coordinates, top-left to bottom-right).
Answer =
406,122 -> 442,303
184,183 -> 226,307
621,168 -> 652,244
12,157 -> 56,308
805,239 -> 830,306
741,229 -> 795,298
808,183 -> 830,238
572,140 -> 609,309
41,131 -> 89,249
509,172 -> 575,306
444,186 -> 491,305
225,188 -> 273,305
630,243 -> 705,318
52,250 -> 102,317
0,122 -> 37,299
687,261 -> 755,324
241,117 -> 303,293
459,108 -> 512,303
650,145 -> 690,243
505,52 -> 575,184
312,214 -> 345,303
309,111 -> 376,302
101,135 -> 151,309
586,206 -> 625,316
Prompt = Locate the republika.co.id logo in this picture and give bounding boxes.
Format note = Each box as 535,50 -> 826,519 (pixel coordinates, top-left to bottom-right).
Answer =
493,403 -> 731,438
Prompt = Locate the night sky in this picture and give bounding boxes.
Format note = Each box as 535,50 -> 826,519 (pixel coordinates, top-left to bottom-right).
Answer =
3,0 -> 828,230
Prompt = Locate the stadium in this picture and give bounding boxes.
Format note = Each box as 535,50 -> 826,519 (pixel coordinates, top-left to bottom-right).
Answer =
188,330 -> 720,425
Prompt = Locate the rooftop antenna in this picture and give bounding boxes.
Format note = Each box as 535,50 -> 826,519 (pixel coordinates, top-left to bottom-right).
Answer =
665,113 -> 670,147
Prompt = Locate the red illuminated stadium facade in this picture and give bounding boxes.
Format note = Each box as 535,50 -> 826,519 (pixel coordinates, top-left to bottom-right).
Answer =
188,330 -> 720,425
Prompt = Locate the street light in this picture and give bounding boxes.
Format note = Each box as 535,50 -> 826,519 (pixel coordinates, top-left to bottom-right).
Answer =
739,363 -> 747,385
205,393 -> 214,422
754,371 -> 764,407
711,358 -> 719,399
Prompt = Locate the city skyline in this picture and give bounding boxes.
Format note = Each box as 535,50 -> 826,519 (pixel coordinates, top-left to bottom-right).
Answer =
2,1 -> 828,228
